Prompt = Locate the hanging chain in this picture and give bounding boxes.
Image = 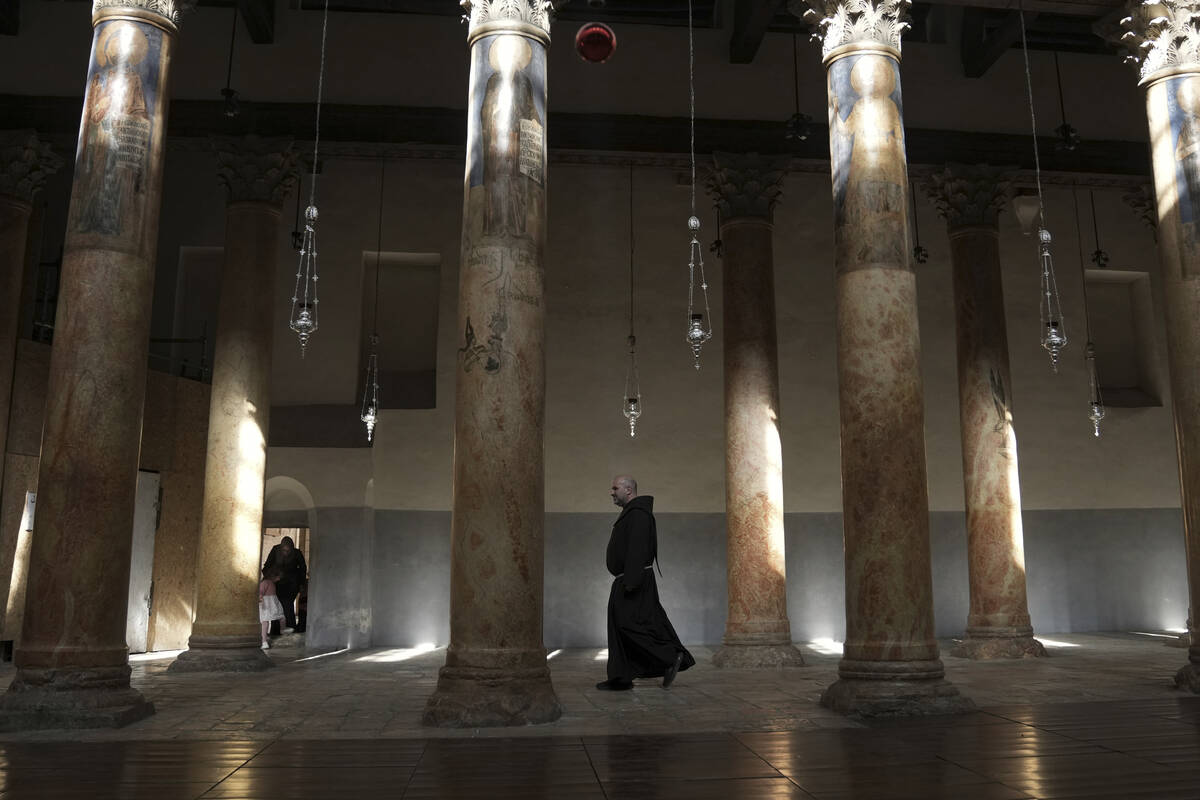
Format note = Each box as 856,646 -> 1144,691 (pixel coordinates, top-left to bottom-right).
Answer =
1072,188 -> 1105,436
1019,5 -> 1067,370
688,0 -> 696,219
683,0 -> 712,369
289,0 -> 332,357
1018,7 -> 1045,230
309,0 -> 330,207
373,157 -> 385,337
624,163 -> 642,437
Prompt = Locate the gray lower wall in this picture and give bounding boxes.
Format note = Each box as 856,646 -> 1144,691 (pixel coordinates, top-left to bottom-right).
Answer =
301,507 -> 1188,650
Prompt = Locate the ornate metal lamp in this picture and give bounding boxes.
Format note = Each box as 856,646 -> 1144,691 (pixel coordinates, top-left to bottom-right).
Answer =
683,0 -> 713,370
622,164 -> 643,437
289,0 -> 331,357
361,158 -> 387,443
1018,8 -> 1067,371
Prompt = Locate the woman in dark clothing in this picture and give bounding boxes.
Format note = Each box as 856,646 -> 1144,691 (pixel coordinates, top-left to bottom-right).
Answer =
263,536 -> 307,633
598,475 -> 695,690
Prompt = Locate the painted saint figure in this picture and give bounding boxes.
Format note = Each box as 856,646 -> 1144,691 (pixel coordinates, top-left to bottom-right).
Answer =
1173,75 -> 1200,275
829,56 -> 908,269
75,21 -> 153,237
480,36 -> 538,238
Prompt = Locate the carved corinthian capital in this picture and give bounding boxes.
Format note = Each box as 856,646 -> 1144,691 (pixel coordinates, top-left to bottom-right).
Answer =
0,130 -> 63,206
1120,0 -> 1200,81
212,136 -> 299,207
461,0 -> 553,41
92,0 -> 197,26
706,153 -> 788,222
925,164 -> 1014,229
794,0 -> 911,59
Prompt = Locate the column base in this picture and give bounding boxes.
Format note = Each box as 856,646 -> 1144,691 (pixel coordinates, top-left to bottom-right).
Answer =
821,658 -> 974,718
1176,650 -> 1200,693
821,677 -> 974,718
167,634 -> 273,673
951,635 -> 1047,659
423,663 -> 562,727
712,642 -> 806,668
0,665 -> 154,730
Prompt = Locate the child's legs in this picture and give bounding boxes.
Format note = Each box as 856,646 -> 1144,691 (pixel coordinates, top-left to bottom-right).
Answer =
261,620 -> 269,642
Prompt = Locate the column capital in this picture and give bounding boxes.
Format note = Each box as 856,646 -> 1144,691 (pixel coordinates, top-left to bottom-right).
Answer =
925,164 -> 1014,229
795,0 -> 911,60
0,130 -> 63,206
461,0 -> 553,45
706,152 -> 788,222
211,136 -> 299,208
92,0 -> 197,26
1120,0 -> 1200,82
1123,183 -> 1158,233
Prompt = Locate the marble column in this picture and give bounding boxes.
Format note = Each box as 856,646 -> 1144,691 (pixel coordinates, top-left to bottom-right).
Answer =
707,153 -> 804,669
926,165 -> 1045,660
169,137 -> 296,672
0,0 -> 186,730
423,0 -> 561,727
0,131 -> 61,500
1121,2 -> 1200,690
803,0 -> 971,716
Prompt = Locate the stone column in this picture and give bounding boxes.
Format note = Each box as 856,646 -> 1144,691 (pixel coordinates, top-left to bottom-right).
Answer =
423,0 -> 561,727
926,165 -> 1045,660
0,0 -> 186,730
803,0 -> 971,716
169,137 -> 296,672
1121,2 -> 1200,690
0,132 -> 61,495
707,153 -> 804,669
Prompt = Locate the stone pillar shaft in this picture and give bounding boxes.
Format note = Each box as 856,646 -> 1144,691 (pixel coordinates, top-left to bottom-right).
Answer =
0,131 -> 61,524
805,0 -> 970,712
927,166 -> 1044,660
950,228 -> 1037,635
0,199 -> 33,462
0,4 -> 181,729
170,138 -> 293,673
171,139 -> 294,671
708,154 -> 803,668
1141,65 -> 1200,690
424,1 -> 560,727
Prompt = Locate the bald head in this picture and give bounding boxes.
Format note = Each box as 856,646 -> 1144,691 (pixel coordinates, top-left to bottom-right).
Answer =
611,475 -> 638,507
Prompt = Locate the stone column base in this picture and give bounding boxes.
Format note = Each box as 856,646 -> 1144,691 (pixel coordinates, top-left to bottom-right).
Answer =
0,665 -> 154,730
423,664 -> 562,727
952,635 -> 1046,659
821,677 -> 975,718
167,635 -> 273,673
712,642 -> 806,668
1176,660 -> 1200,693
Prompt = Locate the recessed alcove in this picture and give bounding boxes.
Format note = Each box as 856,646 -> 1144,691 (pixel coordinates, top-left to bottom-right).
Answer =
1085,268 -> 1160,408
358,251 -> 441,411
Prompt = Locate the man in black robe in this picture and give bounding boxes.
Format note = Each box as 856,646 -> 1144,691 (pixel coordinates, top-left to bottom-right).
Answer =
597,475 -> 695,691
263,536 -> 307,634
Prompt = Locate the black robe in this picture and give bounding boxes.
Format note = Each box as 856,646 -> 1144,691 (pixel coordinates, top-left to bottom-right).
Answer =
605,495 -> 696,681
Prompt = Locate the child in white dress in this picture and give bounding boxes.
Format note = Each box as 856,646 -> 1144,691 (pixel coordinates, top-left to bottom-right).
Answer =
259,567 -> 285,649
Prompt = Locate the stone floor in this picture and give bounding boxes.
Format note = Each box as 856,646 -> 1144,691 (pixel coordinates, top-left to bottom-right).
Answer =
0,631 -> 1191,741
3,632 -> 1200,798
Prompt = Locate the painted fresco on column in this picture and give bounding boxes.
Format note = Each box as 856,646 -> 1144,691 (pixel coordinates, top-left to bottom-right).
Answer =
459,34 -> 547,376
827,54 -> 909,272
69,20 -> 165,242
1168,74 -> 1200,279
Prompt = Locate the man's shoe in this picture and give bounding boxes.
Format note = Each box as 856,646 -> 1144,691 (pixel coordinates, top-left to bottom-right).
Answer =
595,678 -> 633,691
662,652 -> 684,689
